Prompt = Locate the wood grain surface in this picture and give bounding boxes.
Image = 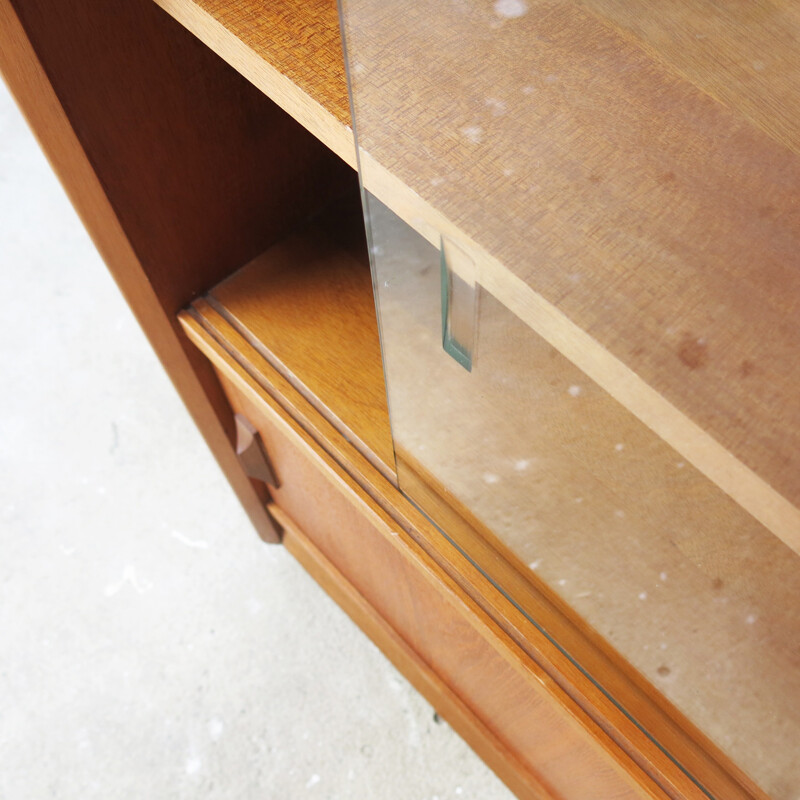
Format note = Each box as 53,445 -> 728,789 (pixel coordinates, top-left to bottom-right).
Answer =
276,505 -> 553,800
183,216 -> 776,800
577,0 -> 800,156
150,0 -> 800,559
181,310 -> 665,800
11,0 -> 789,794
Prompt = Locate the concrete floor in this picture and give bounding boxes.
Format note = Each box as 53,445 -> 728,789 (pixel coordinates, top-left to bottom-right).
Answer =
0,80 -> 512,800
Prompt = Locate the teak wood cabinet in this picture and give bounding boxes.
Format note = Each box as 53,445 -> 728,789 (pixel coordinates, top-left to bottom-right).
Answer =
3,1 -> 798,798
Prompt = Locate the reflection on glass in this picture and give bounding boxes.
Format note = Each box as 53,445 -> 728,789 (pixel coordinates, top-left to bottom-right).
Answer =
344,1 -> 800,795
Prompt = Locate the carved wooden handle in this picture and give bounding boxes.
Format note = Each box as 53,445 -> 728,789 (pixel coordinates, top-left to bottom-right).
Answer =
234,413 -> 279,488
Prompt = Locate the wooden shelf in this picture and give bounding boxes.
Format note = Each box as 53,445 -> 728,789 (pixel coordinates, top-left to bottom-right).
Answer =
206,210 -> 395,482
153,0 -> 800,556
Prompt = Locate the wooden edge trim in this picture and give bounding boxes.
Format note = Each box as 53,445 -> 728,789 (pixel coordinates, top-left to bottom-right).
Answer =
178,307 -> 672,800
274,503 -> 555,800
188,299 -> 399,495
203,290 -> 398,486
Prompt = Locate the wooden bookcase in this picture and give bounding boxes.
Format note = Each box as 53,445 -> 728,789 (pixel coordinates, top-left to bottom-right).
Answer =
1,1 -> 788,798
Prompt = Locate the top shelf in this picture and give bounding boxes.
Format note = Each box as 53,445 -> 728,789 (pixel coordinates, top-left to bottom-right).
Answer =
154,0 -> 800,555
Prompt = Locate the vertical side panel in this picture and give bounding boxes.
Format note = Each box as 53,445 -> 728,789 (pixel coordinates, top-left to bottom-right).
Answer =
0,0 -> 355,541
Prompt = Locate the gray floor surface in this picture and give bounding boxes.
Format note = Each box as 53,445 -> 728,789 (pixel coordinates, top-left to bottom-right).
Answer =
0,79 -> 513,800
